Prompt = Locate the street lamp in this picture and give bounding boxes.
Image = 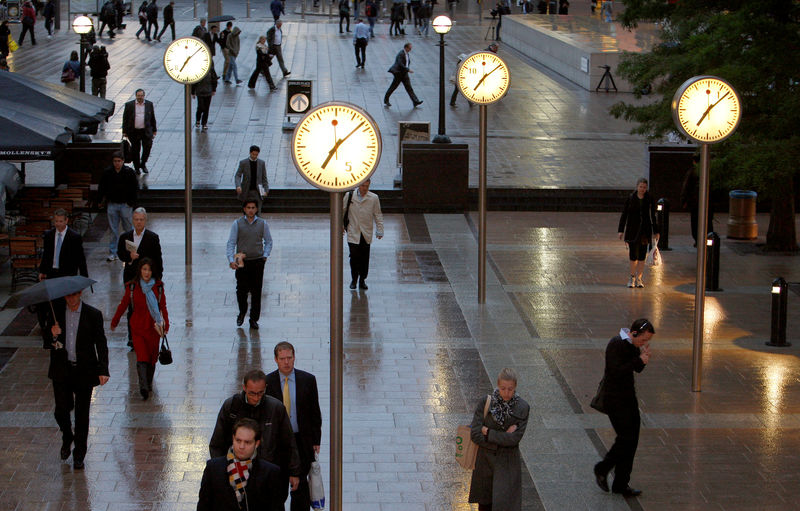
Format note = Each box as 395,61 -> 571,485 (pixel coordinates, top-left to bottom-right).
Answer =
432,15 -> 452,144
72,15 -> 93,93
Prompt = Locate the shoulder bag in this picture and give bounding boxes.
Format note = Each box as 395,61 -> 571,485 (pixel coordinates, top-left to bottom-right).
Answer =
590,378 -> 607,414
342,191 -> 354,231
455,395 -> 491,470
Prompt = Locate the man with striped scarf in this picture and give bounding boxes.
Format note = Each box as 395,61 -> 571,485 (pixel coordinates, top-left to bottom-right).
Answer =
197,418 -> 284,510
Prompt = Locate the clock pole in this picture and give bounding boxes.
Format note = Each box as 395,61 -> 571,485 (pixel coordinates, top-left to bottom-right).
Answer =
478,104 -> 488,304
691,143 -> 711,391
184,83 -> 193,266
330,192 -> 343,511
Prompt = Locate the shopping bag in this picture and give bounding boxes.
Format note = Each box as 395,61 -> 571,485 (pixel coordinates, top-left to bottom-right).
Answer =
455,395 -> 491,470
8,35 -> 19,52
646,246 -> 661,267
309,453 -> 325,509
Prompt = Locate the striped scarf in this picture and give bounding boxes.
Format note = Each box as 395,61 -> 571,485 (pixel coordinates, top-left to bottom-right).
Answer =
227,447 -> 253,504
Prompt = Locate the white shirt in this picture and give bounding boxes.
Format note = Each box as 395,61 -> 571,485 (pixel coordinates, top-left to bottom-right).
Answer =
405,50 -> 410,69
274,27 -> 282,45
53,227 -> 66,269
134,101 -> 145,129
133,229 -> 145,249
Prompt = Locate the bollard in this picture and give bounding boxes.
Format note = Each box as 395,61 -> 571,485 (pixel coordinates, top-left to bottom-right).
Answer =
656,198 -> 670,251
705,232 -> 721,291
766,277 -> 790,346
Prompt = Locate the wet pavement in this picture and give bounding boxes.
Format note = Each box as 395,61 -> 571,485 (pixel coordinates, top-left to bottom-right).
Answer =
0,210 -> 799,510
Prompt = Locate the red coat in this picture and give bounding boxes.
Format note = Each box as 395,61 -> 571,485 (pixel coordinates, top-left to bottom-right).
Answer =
22,5 -> 36,23
111,280 -> 169,364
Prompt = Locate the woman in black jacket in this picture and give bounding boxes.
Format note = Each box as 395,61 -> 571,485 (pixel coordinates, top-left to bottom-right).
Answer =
618,178 -> 659,288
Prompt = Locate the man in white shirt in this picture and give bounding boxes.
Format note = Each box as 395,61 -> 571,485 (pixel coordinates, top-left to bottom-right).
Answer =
353,18 -> 370,68
39,209 -> 89,281
343,179 -> 383,290
267,20 -> 291,77
121,89 -> 158,174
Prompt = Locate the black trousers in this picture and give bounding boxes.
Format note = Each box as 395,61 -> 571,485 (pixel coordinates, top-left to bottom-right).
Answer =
348,234 -> 371,283
19,23 -> 36,45
235,257 -> 266,321
157,21 -> 175,40
98,20 -> 115,36
339,13 -> 350,32
450,82 -> 460,105
354,38 -> 367,66
286,432 -> 313,511
248,63 -> 275,89
53,372 -> 94,461
147,20 -> 158,39
596,406 -> 640,491
45,16 -> 54,35
195,95 -> 212,126
129,128 -> 153,171
384,72 -> 419,104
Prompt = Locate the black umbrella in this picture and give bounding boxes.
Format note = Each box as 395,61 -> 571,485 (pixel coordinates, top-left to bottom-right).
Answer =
208,14 -> 235,22
3,276 -> 97,310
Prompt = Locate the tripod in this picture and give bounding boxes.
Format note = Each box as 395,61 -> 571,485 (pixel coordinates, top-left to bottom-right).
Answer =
595,65 -> 617,92
484,16 -> 497,40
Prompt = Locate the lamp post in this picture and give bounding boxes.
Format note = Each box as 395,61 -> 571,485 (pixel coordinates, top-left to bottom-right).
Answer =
432,15 -> 452,144
72,15 -> 93,93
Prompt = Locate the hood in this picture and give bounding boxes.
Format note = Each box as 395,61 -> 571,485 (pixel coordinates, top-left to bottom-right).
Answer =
232,27 -> 241,36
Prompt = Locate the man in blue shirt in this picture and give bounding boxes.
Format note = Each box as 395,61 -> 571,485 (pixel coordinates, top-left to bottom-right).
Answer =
353,18 -> 370,68
226,200 -> 273,330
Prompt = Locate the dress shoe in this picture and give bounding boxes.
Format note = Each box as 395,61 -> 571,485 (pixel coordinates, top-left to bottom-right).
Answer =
60,440 -> 72,460
283,71 -> 291,76
384,102 -> 391,107
236,313 -> 245,327
73,458 -> 85,470
359,280 -> 368,290
140,388 -> 149,400
141,163 -> 148,174
593,464 -> 609,492
249,319 -> 259,330
413,100 -> 424,107
613,486 -> 642,497
349,280 -> 357,290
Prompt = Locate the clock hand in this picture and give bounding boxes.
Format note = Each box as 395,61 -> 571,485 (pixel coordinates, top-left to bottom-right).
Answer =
696,91 -> 730,126
321,121 -> 366,169
473,64 -> 502,91
179,47 -> 203,72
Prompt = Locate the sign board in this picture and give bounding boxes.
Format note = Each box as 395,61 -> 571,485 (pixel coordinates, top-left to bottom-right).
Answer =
70,0 -> 99,15
397,122 -> 430,165
286,80 -> 313,115
6,1 -> 20,21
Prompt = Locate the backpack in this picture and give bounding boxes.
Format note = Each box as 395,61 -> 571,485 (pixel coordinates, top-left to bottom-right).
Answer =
365,3 -> 376,16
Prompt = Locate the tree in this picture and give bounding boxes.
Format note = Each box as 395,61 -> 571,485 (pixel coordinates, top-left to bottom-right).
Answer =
610,0 -> 800,251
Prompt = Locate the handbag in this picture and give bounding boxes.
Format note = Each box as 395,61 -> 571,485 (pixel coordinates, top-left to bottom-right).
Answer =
589,378 -> 607,414
60,67 -> 76,83
455,395 -> 491,470
158,335 -> 173,365
8,35 -> 19,53
342,190 -> 354,231
309,452 -> 326,509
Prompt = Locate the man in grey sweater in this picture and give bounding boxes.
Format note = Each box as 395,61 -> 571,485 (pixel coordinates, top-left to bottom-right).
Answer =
226,200 -> 273,329
224,25 -> 243,85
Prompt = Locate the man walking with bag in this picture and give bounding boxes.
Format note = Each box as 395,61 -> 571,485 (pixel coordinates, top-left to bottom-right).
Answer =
343,179 -> 383,290
593,318 -> 654,497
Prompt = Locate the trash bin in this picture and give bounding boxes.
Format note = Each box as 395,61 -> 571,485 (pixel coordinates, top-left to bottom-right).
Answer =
727,190 -> 758,240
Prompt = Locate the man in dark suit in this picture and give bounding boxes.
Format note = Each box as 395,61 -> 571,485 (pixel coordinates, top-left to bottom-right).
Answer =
234,145 -> 270,212
117,207 -> 163,283
384,42 -> 423,108
266,342 -> 322,511
43,290 -> 109,470
209,369 -> 302,504
198,418 -> 284,511
38,209 -> 88,281
122,88 -> 157,174
593,318 -> 654,497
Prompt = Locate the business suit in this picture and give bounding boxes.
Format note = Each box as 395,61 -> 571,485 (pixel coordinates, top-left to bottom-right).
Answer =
43,301 -> 109,464
39,227 -> 88,279
117,228 -> 164,283
594,333 -> 646,492
266,369 -> 322,510
122,98 -> 157,172
197,456 -> 284,511
234,158 -> 269,211
384,48 -> 421,106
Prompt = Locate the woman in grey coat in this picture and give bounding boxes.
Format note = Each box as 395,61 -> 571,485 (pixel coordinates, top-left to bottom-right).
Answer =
469,367 -> 530,510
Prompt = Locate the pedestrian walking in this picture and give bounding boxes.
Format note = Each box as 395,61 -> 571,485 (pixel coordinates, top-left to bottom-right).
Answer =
43,0 -> 55,37
468,368 -> 530,511
203,24 -> 219,57
43,290 -> 109,470
247,36 -> 277,91
218,21 -> 232,77
338,0 -> 350,33
156,0 -> 175,41
191,17 -> 208,38
267,21 -> 290,77
98,0 -> 117,38
266,342 -> 323,511
61,51 -> 80,86
353,18 -> 369,68
343,179 -> 383,290
19,1 -> 37,46
98,152 -> 137,261
88,45 -> 110,98
270,0 -> 284,21
192,61 -> 218,131
384,42 -> 423,107
593,318 -> 654,497
618,177 -> 659,288
110,258 -> 168,400
198,418 -> 284,511
224,26 -> 243,85
417,0 -> 431,36
235,145 -> 270,212
365,0 -> 377,36
38,209 -> 88,281
226,200 -> 272,329
114,0 -> 125,30
122,88 -> 157,174
0,21 -> 10,57
135,0 -> 148,39
389,1 -> 405,36
451,43 -> 498,107
145,0 -> 158,41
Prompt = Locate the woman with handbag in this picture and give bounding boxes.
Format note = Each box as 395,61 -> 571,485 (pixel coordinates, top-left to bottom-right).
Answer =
617,177 -> 660,288
468,368 -> 530,511
111,258 -> 169,400
247,35 -> 276,91
61,51 -> 80,85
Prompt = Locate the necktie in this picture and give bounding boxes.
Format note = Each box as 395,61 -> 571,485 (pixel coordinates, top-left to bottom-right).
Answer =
54,232 -> 63,268
283,376 -> 291,418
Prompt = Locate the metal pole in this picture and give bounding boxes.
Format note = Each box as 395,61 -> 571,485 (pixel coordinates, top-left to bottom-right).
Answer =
247,0 -> 250,17
184,84 -> 193,266
193,0 -> 197,18
329,192 -> 343,511
478,104 -> 488,304
432,32 -> 450,143
691,143 -> 710,391
79,35 -> 86,93
301,0 -> 305,20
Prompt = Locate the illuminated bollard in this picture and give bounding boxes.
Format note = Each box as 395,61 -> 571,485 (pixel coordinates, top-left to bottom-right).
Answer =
656,198 -> 670,251
705,232 -> 721,291
766,277 -> 790,347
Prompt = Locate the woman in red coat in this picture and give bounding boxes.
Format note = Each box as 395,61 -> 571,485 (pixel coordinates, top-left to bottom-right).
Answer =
111,258 -> 168,400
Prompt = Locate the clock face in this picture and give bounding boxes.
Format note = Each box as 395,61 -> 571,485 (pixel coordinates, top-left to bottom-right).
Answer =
163,37 -> 212,84
457,51 -> 510,105
672,76 -> 741,144
292,102 -> 382,192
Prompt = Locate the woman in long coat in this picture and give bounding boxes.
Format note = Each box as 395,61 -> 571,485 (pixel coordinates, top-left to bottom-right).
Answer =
469,368 -> 530,511
111,258 -> 168,400
617,177 -> 659,288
